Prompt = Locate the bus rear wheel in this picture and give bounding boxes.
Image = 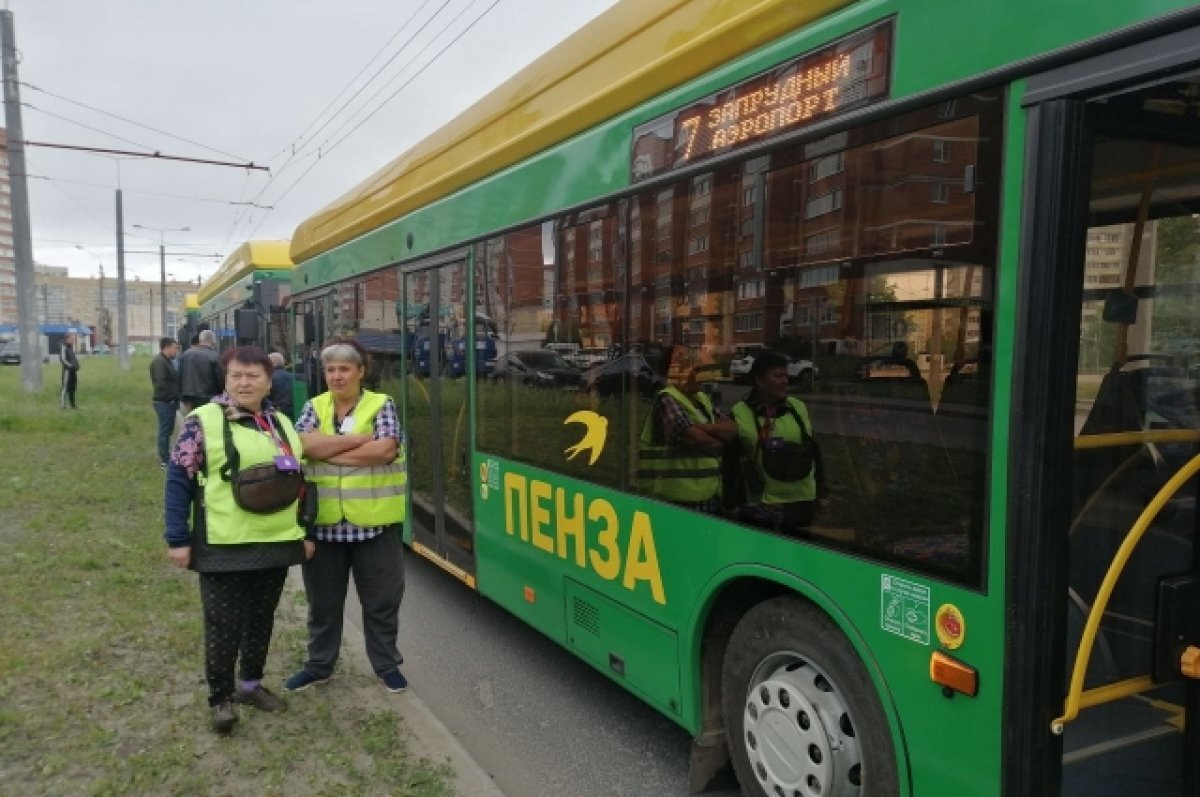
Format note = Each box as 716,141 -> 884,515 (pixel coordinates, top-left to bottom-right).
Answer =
721,596 -> 897,797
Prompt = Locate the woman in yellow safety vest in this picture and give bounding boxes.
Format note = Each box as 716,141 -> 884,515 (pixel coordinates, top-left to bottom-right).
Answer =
164,345 -> 311,733
637,351 -> 737,513
731,349 -> 827,534
285,339 -> 409,695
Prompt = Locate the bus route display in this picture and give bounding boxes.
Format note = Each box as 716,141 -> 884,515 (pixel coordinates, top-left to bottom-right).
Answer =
631,20 -> 893,181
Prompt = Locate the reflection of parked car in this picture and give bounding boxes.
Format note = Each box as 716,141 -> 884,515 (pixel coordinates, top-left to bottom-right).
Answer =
0,342 -> 20,365
730,348 -> 818,385
490,350 -> 580,388
858,355 -> 921,380
581,353 -> 664,398
728,347 -> 764,382
566,347 -> 608,370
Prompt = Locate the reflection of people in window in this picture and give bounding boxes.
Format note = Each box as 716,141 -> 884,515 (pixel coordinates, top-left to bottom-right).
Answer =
886,340 -> 922,379
637,350 -> 736,514
732,350 -> 827,534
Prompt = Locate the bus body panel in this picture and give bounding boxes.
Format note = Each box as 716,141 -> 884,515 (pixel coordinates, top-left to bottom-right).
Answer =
472,453 -> 1004,795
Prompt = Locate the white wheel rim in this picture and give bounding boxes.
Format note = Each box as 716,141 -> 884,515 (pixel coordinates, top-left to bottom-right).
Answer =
743,656 -> 862,797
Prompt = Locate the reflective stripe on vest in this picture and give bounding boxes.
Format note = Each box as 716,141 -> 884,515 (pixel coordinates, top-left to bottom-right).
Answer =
636,387 -> 721,503
309,390 -> 407,526
194,403 -> 305,545
732,396 -> 817,504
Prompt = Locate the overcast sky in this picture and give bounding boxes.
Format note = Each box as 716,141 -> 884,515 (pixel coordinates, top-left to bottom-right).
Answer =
4,0 -> 617,283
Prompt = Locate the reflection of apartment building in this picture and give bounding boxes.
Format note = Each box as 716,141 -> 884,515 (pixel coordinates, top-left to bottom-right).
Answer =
559,211 -> 617,348
346,270 -> 401,330
477,228 -> 544,351
0,129 -> 14,325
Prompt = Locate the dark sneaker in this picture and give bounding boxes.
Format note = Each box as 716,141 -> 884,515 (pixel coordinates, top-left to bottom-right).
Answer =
380,669 -> 408,693
284,670 -> 331,692
233,685 -> 286,712
210,699 -> 238,733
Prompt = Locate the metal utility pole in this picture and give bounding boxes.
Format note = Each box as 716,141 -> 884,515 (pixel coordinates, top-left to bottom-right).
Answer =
159,242 -> 166,335
132,224 -> 189,337
2,10 -> 40,391
116,188 -> 128,370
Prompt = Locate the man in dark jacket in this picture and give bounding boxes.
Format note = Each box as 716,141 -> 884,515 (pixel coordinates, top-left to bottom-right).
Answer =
151,336 -> 181,468
178,329 -> 222,413
267,351 -> 297,419
59,331 -> 80,409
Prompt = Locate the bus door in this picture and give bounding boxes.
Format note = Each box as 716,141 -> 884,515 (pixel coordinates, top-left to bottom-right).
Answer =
1020,39 -> 1200,797
402,256 -> 477,586
293,294 -> 331,401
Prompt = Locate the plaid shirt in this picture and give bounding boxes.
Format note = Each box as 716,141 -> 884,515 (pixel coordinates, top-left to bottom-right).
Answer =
294,394 -> 402,543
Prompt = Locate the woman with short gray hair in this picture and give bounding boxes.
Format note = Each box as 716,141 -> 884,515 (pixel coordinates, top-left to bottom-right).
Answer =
286,339 -> 409,694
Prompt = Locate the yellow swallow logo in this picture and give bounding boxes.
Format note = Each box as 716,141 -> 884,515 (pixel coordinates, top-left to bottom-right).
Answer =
564,410 -> 608,466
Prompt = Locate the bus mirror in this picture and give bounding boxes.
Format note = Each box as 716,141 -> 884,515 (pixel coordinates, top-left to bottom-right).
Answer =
303,313 -> 318,344
1102,291 -> 1137,325
235,309 -> 259,341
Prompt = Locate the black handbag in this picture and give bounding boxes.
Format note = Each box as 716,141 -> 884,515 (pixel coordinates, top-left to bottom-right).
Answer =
754,399 -> 815,482
218,413 -> 305,514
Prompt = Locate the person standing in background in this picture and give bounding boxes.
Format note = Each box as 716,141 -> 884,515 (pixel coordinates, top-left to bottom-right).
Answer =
59,331 -> 80,409
178,329 -> 222,413
268,351 -> 297,420
151,337 -> 181,468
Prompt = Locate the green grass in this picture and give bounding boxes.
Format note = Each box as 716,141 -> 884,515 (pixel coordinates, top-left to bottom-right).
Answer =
0,358 -> 455,797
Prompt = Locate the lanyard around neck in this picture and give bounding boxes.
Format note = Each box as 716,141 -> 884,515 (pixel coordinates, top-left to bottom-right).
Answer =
253,412 -> 294,457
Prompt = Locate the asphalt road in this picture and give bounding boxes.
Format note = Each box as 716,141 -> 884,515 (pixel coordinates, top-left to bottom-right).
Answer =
392,552 -> 744,797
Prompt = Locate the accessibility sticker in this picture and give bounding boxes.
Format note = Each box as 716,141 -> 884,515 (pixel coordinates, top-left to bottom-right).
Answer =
880,574 -> 930,645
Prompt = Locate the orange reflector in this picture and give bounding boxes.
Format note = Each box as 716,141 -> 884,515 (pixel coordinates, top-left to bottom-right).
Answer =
1182,646 -> 1200,679
930,651 -> 978,697
523,586 -> 536,604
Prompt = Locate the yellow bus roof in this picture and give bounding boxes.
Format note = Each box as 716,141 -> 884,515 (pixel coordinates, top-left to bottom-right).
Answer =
184,293 -> 200,311
198,240 -> 294,305
290,0 -> 854,263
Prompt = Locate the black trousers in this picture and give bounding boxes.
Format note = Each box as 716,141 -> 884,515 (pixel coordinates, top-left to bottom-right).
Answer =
301,527 -> 405,677
59,369 -> 77,408
198,568 -> 289,705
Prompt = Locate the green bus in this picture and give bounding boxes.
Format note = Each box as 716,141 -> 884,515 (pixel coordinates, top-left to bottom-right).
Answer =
286,1 -> 1200,794
197,240 -> 295,353
176,292 -> 200,350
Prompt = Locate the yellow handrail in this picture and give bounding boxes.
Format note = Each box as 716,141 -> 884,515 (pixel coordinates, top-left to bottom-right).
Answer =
1074,429 -> 1200,449
1053,452 -> 1200,733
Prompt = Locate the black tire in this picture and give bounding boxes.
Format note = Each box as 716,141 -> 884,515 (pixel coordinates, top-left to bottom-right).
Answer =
722,596 -> 898,797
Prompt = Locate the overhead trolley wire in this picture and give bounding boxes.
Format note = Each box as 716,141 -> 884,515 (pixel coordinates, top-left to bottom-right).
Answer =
313,0 -> 496,156
236,0 -> 449,240
17,171 -> 273,208
26,155 -> 114,240
242,0 -> 505,244
20,81 -> 255,163
22,103 -> 160,153
263,0 -> 443,169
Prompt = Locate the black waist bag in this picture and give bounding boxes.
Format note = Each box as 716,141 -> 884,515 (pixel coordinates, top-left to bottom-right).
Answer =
760,438 -> 814,482
219,414 -> 304,514
755,400 -> 815,482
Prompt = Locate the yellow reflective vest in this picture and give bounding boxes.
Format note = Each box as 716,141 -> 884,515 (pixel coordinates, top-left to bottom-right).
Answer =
636,387 -> 721,504
308,390 -> 407,527
732,396 -> 818,504
194,403 -> 306,545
